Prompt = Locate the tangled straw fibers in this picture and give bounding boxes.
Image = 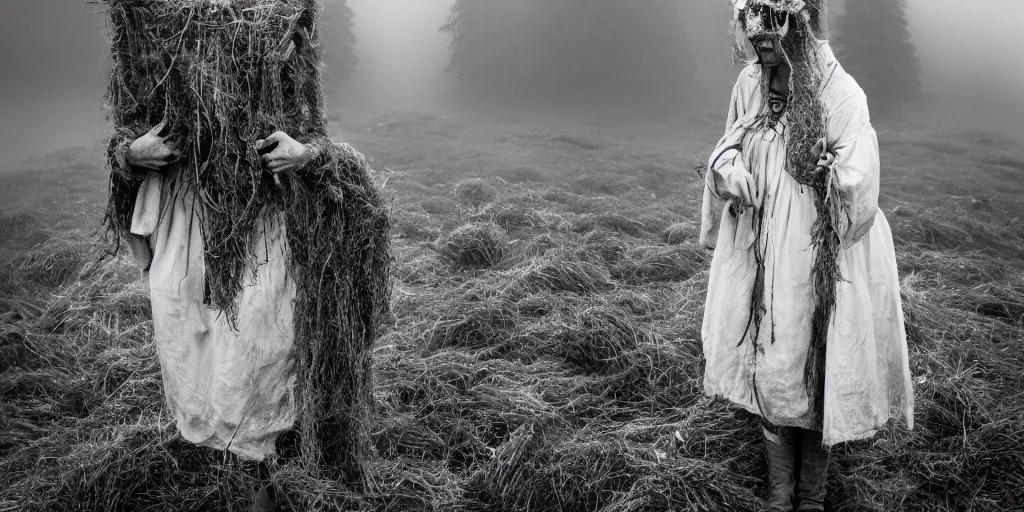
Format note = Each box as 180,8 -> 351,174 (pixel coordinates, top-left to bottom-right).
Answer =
439,223 -> 509,270
661,222 -> 696,245
4,136 -> 1024,509
556,305 -> 654,375
774,11 -> 841,427
101,0 -> 392,486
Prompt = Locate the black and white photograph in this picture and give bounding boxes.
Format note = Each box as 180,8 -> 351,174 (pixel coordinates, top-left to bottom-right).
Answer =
0,0 -> 1021,511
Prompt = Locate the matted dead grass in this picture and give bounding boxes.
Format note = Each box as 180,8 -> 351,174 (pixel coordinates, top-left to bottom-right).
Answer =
2,113 -> 1023,511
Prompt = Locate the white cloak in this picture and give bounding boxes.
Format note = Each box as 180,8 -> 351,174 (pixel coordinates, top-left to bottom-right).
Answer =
699,43 -> 914,446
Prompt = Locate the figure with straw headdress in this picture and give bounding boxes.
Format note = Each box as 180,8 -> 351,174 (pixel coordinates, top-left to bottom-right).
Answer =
101,0 -> 391,508
698,1 -> 914,510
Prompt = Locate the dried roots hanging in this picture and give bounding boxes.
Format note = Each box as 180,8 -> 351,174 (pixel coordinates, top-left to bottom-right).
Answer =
776,13 -> 841,426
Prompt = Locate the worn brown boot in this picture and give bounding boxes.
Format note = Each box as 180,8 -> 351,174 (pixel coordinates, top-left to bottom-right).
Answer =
796,429 -> 829,511
763,425 -> 798,511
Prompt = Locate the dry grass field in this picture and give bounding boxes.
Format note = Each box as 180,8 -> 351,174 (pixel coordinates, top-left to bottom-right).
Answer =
1,111 -> 1022,511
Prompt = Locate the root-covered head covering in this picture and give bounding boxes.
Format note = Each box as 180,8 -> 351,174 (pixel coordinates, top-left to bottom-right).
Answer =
730,0 -> 828,65
104,0 -> 331,321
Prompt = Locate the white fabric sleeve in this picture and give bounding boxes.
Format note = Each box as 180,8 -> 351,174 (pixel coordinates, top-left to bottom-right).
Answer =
827,91 -> 880,249
700,72 -> 752,250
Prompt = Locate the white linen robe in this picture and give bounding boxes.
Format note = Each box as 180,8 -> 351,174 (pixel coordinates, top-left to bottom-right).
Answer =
133,170 -> 298,460
699,43 -> 914,446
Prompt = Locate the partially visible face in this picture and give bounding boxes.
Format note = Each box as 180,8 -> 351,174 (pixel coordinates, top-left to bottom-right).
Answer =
743,4 -> 792,67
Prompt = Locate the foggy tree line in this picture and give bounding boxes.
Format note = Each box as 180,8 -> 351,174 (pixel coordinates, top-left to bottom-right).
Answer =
320,0 -> 358,97
833,0 -> 921,117
321,0 -> 922,118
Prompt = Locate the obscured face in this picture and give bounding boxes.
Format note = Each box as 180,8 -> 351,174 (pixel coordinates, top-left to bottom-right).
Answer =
743,4 -> 791,67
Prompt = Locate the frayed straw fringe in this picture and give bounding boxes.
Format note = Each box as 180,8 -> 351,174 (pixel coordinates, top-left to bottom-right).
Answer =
779,16 -> 839,427
101,0 -> 392,486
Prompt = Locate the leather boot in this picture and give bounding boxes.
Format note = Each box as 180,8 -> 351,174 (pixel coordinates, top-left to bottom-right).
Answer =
763,425 -> 798,511
796,429 -> 829,511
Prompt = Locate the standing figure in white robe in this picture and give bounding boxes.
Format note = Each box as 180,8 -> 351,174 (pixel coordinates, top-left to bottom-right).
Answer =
117,124 -> 324,511
699,1 -> 914,510
121,125 -> 317,461
104,4 -> 389,512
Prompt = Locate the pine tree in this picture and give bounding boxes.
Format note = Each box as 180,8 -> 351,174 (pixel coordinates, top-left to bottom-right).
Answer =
834,0 -> 921,118
443,0 -> 533,95
320,0 -> 358,97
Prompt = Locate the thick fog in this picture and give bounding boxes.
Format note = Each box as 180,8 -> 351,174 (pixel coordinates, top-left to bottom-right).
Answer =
0,0 -> 108,165
0,0 -> 1021,168
340,0 -> 455,114
905,0 -> 1024,135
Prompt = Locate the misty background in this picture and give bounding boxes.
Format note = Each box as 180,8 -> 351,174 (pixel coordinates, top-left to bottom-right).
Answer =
0,0 -> 1021,169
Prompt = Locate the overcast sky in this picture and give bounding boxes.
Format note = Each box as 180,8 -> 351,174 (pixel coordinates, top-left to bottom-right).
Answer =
0,0 -> 1021,165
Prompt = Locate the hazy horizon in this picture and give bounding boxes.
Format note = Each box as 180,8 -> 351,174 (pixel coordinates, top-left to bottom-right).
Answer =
0,0 -> 1021,169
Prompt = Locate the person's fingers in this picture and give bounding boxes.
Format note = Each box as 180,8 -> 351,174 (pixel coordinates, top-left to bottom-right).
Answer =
255,139 -> 266,151
813,137 -> 826,157
265,154 -> 290,166
817,153 -> 835,173
147,121 -> 166,136
264,131 -> 287,145
136,152 -> 180,167
136,160 -> 162,170
267,161 -> 291,173
263,148 -> 288,163
732,199 -> 745,216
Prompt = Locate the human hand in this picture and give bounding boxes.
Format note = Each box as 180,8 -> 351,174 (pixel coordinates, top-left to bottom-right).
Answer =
813,137 -> 836,171
126,121 -> 179,171
256,131 -> 315,174
712,159 -> 758,211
